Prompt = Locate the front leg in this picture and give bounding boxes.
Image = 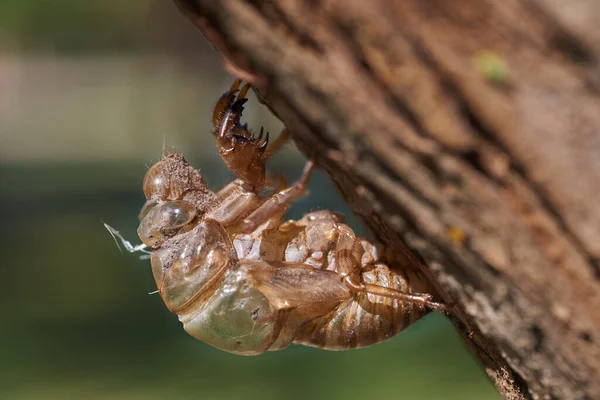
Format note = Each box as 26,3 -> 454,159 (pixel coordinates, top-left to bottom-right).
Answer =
217,174 -> 288,200
212,80 -> 293,191
208,171 -> 295,232
233,160 -> 316,234
212,81 -> 268,190
206,182 -> 261,226
216,179 -> 244,199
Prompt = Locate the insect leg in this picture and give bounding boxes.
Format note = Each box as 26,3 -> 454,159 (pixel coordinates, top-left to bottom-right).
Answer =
216,179 -> 244,199
214,81 -> 252,141
259,129 -> 292,194
264,174 -> 288,192
212,81 -> 270,190
263,129 -> 292,160
237,82 -> 251,99
233,160 -> 316,233
335,225 -> 448,312
206,187 -> 261,226
209,177 -> 291,229
213,79 -> 242,128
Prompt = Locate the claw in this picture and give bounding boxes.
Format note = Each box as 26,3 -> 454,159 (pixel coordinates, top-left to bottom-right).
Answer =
231,133 -> 248,142
259,131 -> 270,151
228,79 -> 242,96
219,99 -> 248,139
212,81 -> 242,128
212,80 -> 268,190
238,83 -> 251,100
231,98 -> 248,114
221,88 -> 238,103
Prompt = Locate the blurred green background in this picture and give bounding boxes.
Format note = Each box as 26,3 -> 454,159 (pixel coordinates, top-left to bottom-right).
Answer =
0,1 -> 501,399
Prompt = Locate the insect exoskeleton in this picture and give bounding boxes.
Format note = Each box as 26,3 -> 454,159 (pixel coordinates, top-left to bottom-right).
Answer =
114,80 -> 449,355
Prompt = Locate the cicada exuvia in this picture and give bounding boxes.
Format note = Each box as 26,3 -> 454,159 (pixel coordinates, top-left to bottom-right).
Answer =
107,80 -> 449,355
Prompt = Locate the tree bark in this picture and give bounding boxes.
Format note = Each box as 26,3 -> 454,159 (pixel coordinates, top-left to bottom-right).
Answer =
172,1 -> 600,399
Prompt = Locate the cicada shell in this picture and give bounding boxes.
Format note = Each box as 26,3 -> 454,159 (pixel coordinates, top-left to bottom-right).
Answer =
114,80 -> 449,355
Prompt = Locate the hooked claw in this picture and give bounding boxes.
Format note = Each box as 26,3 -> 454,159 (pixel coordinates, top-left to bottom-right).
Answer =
212,80 -> 242,128
259,131 -> 269,152
212,81 -> 269,190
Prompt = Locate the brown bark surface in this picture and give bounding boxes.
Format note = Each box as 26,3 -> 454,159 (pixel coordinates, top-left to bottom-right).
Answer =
172,1 -> 600,399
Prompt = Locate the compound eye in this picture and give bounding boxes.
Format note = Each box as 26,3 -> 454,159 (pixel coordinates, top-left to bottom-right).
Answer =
138,200 -> 158,222
143,162 -> 169,200
138,200 -> 197,247
158,201 -> 197,230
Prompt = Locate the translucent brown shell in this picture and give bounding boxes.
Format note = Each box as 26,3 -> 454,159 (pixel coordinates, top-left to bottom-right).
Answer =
113,80 -> 450,355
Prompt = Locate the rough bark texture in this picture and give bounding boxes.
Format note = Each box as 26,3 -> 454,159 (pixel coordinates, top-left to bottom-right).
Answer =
172,1 -> 600,399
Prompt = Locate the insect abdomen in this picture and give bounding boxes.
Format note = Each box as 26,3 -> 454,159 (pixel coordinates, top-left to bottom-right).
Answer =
293,264 -> 432,350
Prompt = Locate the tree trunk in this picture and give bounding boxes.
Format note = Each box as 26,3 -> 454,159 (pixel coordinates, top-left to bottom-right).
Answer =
172,1 -> 600,399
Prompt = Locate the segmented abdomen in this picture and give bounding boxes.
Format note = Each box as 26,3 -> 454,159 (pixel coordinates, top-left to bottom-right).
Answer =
294,263 -> 431,349
233,210 -> 435,350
